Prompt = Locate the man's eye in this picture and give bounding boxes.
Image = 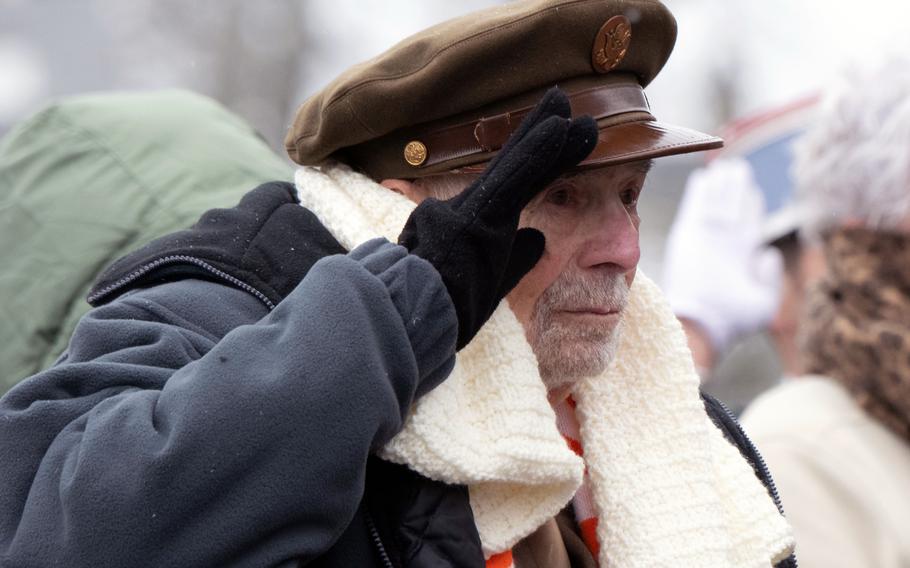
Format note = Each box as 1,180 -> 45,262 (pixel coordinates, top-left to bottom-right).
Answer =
621,188 -> 640,207
546,188 -> 571,206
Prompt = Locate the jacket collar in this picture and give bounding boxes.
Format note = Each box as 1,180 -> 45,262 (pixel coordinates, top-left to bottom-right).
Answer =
87,181 -> 346,308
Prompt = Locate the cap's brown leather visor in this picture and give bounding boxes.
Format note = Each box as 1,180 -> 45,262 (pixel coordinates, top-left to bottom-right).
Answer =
458,118 -> 723,174
582,119 -> 723,168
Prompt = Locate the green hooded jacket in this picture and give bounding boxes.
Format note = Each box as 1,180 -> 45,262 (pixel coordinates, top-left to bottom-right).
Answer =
0,90 -> 291,394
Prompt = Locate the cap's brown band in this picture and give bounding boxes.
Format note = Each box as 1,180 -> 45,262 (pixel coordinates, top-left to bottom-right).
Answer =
409,82 -> 650,170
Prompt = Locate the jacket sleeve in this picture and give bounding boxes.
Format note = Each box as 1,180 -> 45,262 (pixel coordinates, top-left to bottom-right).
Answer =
0,239 -> 457,568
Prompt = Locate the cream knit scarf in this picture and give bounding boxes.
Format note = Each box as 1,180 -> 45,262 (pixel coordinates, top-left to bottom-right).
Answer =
295,163 -> 794,567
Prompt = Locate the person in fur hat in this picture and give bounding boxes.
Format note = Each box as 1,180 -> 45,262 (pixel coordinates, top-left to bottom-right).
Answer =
0,1 -> 795,566
740,54 -> 910,568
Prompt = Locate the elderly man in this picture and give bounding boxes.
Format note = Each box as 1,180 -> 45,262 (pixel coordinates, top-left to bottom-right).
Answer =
0,1 -> 794,566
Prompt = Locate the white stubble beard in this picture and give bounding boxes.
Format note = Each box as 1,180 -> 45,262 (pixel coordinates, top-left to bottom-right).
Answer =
527,271 -> 630,395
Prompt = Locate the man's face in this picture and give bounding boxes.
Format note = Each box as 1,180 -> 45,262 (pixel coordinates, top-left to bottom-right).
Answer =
388,160 -> 648,397
506,161 -> 648,396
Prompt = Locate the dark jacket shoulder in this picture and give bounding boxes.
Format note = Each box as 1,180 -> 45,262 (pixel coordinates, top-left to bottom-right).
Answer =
1,182 -> 467,568
88,181 -> 346,309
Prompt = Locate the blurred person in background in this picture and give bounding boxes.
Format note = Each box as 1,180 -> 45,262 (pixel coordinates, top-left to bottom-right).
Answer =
0,1 -> 797,567
662,98 -> 824,396
740,54 -> 910,567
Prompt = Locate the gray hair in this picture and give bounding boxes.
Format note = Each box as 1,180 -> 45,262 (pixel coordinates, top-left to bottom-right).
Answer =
794,53 -> 910,238
411,173 -> 479,201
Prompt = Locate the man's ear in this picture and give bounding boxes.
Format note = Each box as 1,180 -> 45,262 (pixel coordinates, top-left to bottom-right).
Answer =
380,179 -> 428,205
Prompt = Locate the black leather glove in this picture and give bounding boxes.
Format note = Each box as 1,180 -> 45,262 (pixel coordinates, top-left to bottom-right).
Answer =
398,87 -> 598,349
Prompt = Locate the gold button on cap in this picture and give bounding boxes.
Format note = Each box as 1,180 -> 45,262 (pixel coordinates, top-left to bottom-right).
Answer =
404,140 -> 428,166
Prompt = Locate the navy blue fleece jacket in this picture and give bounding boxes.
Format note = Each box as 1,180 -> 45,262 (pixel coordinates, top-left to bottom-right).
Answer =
0,239 -> 457,567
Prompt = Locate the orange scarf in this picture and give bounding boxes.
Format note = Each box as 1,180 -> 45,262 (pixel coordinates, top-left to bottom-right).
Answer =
486,395 -> 600,568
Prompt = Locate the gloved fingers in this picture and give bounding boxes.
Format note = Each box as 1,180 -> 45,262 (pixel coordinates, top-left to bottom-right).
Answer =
693,158 -> 765,225
397,196 -> 447,238
666,158 -> 769,268
497,114 -> 597,215
471,113 -> 597,223
752,245 -> 784,294
544,114 -> 599,182
470,114 -> 570,221
488,114 -> 597,217
728,159 -> 766,225
450,88 -> 572,212
497,228 -> 546,298
737,174 -> 767,240
505,87 -> 572,150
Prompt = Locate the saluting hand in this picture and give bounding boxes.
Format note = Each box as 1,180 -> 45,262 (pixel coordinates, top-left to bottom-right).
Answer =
399,87 -> 598,349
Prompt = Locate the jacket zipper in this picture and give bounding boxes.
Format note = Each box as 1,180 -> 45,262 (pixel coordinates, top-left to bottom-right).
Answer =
363,508 -> 395,568
713,398 -> 783,512
713,397 -> 798,567
87,255 -> 276,310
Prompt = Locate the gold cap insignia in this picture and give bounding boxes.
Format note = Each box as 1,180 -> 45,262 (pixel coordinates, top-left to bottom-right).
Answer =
404,140 -> 428,166
592,15 -> 632,73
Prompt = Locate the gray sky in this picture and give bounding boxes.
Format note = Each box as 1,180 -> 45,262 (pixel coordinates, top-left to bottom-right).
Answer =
2,0 -> 909,135
284,0 -> 910,131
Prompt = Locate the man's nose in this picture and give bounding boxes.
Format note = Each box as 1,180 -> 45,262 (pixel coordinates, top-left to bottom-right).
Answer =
576,201 -> 641,272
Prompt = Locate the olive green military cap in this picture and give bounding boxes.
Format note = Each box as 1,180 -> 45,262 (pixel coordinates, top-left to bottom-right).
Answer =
285,0 -> 722,180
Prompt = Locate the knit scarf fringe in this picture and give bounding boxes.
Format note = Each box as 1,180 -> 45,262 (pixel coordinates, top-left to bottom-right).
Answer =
295,163 -> 794,567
